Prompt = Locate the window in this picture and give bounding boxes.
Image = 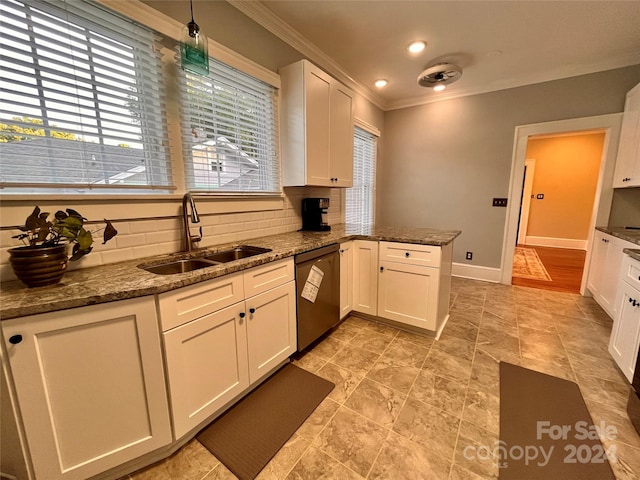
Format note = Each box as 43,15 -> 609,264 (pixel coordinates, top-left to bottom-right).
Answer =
178,58 -> 280,193
0,0 -> 171,193
346,126 -> 377,224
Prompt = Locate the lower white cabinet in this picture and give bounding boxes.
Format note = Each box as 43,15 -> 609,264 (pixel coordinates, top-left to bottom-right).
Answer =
352,240 -> 379,315
587,230 -> 638,318
1,297 -> 172,480
377,241 -> 452,335
339,241 -> 353,319
159,259 -> 296,439
609,254 -> 640,382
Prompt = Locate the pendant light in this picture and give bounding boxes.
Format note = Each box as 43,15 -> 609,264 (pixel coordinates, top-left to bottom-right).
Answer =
180,0 -> 209,76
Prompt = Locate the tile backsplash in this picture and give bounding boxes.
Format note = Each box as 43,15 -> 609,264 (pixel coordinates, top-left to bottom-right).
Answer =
0,187 -> 343,283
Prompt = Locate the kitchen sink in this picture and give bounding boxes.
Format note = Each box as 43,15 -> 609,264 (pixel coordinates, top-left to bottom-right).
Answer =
203,246 -> 272,263
140,258 -> 219,275
139,246 -> 272,275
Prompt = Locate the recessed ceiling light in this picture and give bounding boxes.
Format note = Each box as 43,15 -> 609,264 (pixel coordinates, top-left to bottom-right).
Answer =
407,41 -> 426,54
374,79 -> 388,88
433,84 -> 446,92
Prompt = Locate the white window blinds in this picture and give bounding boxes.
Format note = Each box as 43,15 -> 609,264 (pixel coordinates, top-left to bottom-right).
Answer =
0,0 -> 171,193
178,57 -> 280,193
346,126 -> 377,225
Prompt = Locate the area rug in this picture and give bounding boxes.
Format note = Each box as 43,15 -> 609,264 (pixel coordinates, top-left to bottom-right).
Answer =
197,363 -> 334,480
513,247 -> 552,281
499,362 -> 615,479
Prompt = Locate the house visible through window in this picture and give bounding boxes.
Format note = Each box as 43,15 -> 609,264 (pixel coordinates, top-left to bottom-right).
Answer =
178,57 -> 280,193
346,125 -> 377,224
0,0 -> 172,193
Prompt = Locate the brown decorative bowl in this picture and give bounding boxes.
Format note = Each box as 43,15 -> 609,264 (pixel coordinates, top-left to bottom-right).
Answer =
9,244 -> 68,288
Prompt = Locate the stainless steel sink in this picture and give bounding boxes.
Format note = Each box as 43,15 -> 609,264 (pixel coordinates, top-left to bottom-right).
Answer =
139,246 -> 272,275
203,246 -> 272,263
141,258 -> 219,275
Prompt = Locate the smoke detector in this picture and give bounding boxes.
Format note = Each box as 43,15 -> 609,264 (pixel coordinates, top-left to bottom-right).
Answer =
417,63 -> 462,89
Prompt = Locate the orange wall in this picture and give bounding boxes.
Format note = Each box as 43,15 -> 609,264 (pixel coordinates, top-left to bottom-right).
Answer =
525,132 -> 605,240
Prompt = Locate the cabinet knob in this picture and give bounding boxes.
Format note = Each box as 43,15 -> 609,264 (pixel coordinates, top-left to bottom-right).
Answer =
9,334 -> 22,345
405,252 -> 410,257
239,312 -> 246,318
249,307 -> 256,314
380,266 -> 384,272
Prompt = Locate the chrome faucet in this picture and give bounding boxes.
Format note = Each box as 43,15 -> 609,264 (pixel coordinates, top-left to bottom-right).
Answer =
182,193 -> 202,252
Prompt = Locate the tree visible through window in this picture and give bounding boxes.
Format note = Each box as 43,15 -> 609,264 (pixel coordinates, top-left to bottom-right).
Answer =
346,126 -> 377,224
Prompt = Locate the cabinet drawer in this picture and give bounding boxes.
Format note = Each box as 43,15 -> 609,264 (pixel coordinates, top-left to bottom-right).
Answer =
158,272 -> 244,331
243,258 -> 294,298
621,254 -> 640,291
379,241 -> 441,267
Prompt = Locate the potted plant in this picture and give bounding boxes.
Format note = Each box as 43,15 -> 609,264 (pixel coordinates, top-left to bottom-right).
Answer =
9,206 -> 118,287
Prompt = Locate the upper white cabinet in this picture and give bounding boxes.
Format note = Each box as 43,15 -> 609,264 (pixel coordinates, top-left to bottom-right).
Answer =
280,59 -> 354,187
587,230 -> 638,318
1,297 -> 171,480
613,82 -> 640,187
609,254 -> 640,382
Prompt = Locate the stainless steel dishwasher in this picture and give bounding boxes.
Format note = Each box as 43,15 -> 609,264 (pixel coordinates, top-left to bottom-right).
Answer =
295,243 -> 340,351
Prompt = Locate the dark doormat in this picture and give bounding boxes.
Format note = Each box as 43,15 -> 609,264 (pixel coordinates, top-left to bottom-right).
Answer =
197,363 -> 334,480
499,362 -> 615,479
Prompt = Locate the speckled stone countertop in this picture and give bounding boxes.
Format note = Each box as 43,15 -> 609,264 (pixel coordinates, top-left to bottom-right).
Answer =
0,224 -> 461,320
623,248 -> 640,262
596,226 -> 640,246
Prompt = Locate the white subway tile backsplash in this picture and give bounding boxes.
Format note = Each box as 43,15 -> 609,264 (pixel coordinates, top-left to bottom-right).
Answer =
115,233 -> 148,249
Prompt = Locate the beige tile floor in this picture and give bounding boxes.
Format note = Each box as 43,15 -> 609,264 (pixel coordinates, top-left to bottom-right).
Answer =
126,277 -> 640,480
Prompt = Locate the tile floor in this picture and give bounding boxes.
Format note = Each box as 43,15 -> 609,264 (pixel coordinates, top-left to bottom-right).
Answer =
126,277 -> 640,480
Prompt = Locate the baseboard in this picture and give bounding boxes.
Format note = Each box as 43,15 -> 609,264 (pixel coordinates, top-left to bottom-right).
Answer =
452,263 -> 501,283
524,236 -> 587,250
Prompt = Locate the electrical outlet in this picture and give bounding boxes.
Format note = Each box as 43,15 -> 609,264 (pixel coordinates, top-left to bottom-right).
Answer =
492,198 -> 508,207
536,193 -> 544,199
466,251 -> 473,260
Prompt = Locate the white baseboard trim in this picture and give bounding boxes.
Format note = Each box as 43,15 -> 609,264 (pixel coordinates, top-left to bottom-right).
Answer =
524,236 -> 587,250
452,263 -> 502,283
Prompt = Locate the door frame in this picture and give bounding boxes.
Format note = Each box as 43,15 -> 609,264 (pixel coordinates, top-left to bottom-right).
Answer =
499,113 -> 623,293
517,158 -> 536,245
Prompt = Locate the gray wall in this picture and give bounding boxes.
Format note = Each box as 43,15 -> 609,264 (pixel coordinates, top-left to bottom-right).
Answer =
378,66 -> 640,268
609,187 -> 640,227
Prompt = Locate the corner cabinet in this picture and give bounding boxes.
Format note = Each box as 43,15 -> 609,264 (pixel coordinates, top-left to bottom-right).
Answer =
613,82 -> 640,187
280,59 -> 354,187
159,259 -> 296,439
1,297 -> 172,480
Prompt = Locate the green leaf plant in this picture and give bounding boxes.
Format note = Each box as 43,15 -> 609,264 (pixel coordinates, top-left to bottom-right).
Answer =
13,206 -> 118,261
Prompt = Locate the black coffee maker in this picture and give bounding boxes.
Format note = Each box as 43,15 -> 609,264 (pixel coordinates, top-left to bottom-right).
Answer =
302,198 -> 331,231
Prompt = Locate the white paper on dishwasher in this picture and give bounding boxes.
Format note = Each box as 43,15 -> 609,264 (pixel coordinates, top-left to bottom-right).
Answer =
301,265 -> 325,303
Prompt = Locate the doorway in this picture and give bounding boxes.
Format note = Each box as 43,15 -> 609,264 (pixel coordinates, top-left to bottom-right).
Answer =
500,113 -> 624,294
512,132 -> 605,293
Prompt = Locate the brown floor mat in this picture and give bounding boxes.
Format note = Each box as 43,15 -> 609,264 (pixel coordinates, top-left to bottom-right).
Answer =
499,362 -> 615,479
197,363 -> 334,480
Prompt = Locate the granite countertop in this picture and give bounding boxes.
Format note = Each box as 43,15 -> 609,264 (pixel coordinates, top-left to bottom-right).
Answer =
623,248 -> 640,262
0,224 -> 461,321
596,226 -> 640,246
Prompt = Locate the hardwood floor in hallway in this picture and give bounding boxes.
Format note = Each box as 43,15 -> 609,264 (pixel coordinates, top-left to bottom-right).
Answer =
512,245 -> 586,294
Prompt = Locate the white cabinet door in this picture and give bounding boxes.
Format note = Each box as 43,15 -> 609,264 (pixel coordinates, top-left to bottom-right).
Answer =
587,230 -> 608,300
613,82 -> 640,188
246,281 -> 297,383
305,66 -> 332,186
340,241 -> 353,319
609,279 -> 640,382
163,302 -> 249,439
377,261 -> 439,330
330,82 -> 354,187
2,297 -> 171,480
353,240 -> 379,315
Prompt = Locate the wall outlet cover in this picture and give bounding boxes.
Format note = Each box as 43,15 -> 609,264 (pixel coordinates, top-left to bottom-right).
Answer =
492,198 -> 508,207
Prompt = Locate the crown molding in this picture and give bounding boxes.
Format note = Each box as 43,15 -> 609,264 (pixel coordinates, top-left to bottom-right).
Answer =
227,0 -> 386,110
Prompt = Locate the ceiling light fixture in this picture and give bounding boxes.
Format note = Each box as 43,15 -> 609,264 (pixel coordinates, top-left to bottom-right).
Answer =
433,84 -> 446,92
180,0 -> 209,76
407,41 -> 426,54
417,63 -> 463,90
374,79 -> 388,88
